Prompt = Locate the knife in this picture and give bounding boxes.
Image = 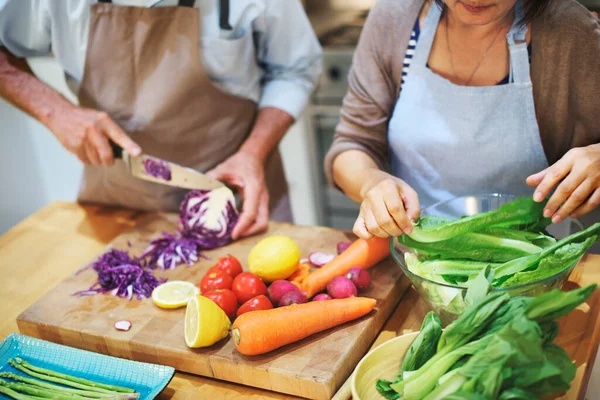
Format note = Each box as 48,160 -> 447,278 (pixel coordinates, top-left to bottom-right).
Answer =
111,142 -> 224,191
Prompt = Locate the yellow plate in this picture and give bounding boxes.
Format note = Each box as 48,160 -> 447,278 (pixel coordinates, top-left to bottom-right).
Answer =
351,331 -> 418,400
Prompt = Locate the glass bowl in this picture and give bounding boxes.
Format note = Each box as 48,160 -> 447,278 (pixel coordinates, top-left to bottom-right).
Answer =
391,193 -> 584,326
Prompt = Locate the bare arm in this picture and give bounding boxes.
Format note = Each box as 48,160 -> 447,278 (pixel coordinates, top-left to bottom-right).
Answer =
239,107 -> 294,165
333,150 -> 384,203
0,47 -> 71,126
207,107 -> 294,239
0,48 -> 140,165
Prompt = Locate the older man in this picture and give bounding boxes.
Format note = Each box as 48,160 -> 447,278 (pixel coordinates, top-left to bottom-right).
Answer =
0,0 -> 322,239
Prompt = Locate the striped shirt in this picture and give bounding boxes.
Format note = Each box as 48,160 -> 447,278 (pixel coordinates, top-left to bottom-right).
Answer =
401,19 -> 532,87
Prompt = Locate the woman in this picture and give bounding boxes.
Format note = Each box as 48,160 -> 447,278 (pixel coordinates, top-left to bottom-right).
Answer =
325,0 -> 600,240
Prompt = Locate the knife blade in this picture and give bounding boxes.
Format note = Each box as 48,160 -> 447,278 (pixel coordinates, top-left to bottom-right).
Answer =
112,142 -> 224,191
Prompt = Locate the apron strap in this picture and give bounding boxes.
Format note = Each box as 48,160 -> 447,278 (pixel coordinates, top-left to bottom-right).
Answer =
96,0 -> 196,5
506,0 -> 531,85
219,0 -> 232,30
412,2 -> 443,68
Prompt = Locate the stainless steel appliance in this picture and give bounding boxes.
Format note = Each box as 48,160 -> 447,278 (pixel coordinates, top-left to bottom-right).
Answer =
308,12 -> 368,230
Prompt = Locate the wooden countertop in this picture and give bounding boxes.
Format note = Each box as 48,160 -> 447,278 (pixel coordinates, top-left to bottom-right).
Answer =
1,202 -> 599,400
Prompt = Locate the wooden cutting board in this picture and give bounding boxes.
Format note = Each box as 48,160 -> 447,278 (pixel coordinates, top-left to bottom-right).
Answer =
16,213 -> 408,400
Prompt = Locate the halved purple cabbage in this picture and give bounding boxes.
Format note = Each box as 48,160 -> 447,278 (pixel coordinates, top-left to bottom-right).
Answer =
140,231 -> 209,270
138,188 -> 239,271
143,158 -> 172,181
74,249 -> 165,300
179,189 -> 239,249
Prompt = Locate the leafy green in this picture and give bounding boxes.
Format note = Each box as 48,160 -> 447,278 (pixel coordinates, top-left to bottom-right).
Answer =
525,284 -> 598,323
405,253 -> 497,285
402,312 -> 443,373
478,227 -> 556,248
408,197 -> 546,243
399,198 -> 599,293
498,388 -> 540,400
493,222 -> 600,282
376,284 -> 597,399
539,321 -> 559,346
464,265 -> 494,307
400,231 -> 543,262
437,292 -> 509,354
499,236 -> 597,287
376,377 -> 402,400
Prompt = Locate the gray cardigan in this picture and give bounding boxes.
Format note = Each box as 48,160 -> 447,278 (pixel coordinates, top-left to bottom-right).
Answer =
324,0 -> 600,186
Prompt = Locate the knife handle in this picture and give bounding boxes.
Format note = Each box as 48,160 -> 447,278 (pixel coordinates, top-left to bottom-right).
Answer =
110,141 -> 123,159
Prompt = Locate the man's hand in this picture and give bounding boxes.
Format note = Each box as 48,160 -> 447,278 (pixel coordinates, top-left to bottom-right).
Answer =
46,104 -> 141,165
527,144 -> 600,223
207,151 -> 269,240
0,48 -> 140,166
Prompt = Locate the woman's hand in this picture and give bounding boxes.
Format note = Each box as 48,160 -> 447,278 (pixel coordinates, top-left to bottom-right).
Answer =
207,151 -> 269,240
353,169 -> 421,240
46,104 -> 141,165
527,144 -> 600,223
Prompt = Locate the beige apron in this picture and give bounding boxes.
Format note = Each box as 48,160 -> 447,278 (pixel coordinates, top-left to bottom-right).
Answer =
76,0 -> 292,222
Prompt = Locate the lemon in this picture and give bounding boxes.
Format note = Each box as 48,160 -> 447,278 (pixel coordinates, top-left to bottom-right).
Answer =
184,295 -> 231,348
151,281 -> 200,309
248,236 -> 301,282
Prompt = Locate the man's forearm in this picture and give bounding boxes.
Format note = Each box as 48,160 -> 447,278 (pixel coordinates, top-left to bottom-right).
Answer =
238,107 -> 294,164
0,48 -> 74,127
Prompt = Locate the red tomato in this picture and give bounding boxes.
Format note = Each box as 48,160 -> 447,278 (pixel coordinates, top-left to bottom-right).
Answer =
232,272 -> 267,304
236,295 -> 273,317
208,255 -> 243,278
204,289 -> 238,319
200,270 -> 233,294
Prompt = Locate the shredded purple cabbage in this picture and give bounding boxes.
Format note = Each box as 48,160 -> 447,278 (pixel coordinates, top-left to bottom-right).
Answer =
140,231 -> 209,270
143,158 -> 172,181
74,249 -> 165,300
179,190 -> 239,249
76,189 -> 239,299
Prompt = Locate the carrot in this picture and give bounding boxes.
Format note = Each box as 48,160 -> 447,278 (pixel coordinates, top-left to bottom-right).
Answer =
231,297 -> 377,355
302,237 -> 390,298
288,263 -> 311,288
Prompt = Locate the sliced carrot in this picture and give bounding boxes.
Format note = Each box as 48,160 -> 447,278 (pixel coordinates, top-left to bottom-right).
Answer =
288,263 -> 311,288
231,297 -> 377,355
302,237 -> 390,298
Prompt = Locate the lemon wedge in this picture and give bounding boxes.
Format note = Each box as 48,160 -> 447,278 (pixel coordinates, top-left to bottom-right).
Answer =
184,295 -> 231,348
151,281 -> 200,309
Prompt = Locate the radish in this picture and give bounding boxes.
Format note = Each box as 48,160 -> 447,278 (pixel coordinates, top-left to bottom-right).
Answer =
114,320 -> 132,331
346,267 -> 371,292
313,293 -> 332,301
327,276 -> 358,299
268,280 -> 301,306
279,291 -> 308,306
337,242 -> 352,255
308,252 -> 335,267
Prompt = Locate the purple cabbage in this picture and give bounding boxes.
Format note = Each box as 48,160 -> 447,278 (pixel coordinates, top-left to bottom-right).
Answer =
140,231 -> 209,270
74,249 -> 165,300
179,189 -> 239,249
143,158 -> 171,181
76,189 -> 239,299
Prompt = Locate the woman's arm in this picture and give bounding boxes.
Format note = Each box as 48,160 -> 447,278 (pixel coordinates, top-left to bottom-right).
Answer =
325,0 -> 422,239
333,150 -> 420,239
528,6 -> 600,222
